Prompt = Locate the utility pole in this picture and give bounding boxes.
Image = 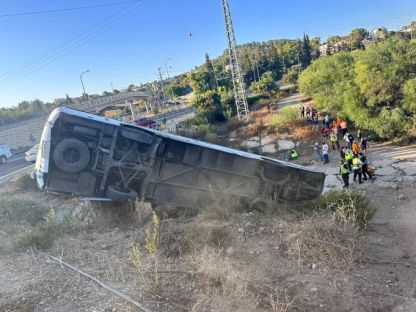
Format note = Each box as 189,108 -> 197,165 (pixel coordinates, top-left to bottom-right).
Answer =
158,68 -> 166,101
80,70 -> 90,100
221,0 -> 249,121
164,57 -> 172,79
111,82 -> 114,93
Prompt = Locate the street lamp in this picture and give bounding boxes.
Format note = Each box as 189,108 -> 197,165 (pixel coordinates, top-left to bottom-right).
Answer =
80,70 -> 90,100
164,58 -> 172,79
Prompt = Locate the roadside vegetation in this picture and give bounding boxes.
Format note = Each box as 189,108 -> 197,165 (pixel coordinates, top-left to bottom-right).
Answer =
300,35 -> 416,140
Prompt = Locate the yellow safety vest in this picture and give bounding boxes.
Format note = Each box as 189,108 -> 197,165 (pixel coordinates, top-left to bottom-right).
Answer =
352,158 -> 360,166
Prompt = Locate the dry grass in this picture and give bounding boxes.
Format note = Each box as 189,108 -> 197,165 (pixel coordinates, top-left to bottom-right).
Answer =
269,289 -> 295,312
286,215 -> 361,270
14,173 -> 37,191
194,248 -> 248,297
292,124 -> 316,140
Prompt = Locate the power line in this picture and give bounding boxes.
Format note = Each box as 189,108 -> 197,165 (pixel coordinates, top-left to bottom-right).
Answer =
0,0 -> 159,91
0,1 -> 141,19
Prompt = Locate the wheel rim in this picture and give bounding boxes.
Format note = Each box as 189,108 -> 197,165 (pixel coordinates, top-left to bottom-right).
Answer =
63,148 -> 81,164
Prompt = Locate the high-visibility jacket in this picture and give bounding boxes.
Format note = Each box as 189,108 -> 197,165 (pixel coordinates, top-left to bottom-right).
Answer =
352,143 -> 359,154
290,150 -> 298,159
340,165 -> 349,175
352,158 -> 362,169
345,153 -> 352,161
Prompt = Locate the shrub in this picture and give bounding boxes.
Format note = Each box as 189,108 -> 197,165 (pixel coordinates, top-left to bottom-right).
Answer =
269,107 -> 300,133
314,190 -> 374,229
0,195 -> 47,226
13,223 -> 62,251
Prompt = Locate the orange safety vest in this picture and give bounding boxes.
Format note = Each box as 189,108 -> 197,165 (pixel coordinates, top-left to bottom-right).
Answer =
352,143 -> 359,154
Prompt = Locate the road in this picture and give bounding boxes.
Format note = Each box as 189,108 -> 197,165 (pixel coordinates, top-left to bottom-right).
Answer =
0,107 -> 195,186
0,155 -> 34,185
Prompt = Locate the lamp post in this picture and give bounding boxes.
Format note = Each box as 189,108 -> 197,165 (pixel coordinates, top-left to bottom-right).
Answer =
80,70 -> 90,100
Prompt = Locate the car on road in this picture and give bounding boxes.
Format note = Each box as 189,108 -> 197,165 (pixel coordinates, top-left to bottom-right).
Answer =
25,144 -> 40,162
35,107 -> 325,208
0,144 -> 12,164
134,117 -> 156,127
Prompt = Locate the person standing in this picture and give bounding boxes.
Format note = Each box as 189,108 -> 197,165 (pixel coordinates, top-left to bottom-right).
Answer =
340,120 -> 348,136
345,148 -> 353,171
360,138 -> 369,155
352,140 -> 360,156
339,161 -> 350,188
306,107 -> 311,120
300,105 -> 305,118
324,114 -> 330,128
330,132 -> 340,151
352,155 -> 363,184
347,132 -> 354,149
314,142 -> 323,162
357,129 -> 362,142
360,153 -> 373,181
322,141 -> 329,164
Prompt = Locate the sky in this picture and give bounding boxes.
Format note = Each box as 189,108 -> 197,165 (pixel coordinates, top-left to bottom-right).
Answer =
0,0 -> 416,108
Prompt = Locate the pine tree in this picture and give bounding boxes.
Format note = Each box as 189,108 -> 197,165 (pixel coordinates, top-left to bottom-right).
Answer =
205,53 -> 218,89
300,33 -> 312,66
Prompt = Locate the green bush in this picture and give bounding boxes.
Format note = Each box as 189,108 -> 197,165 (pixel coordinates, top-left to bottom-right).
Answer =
314,190 -> 375,229
269,107 -> 299,133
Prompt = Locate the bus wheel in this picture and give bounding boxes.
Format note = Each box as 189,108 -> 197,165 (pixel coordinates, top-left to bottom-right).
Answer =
106,185 -> 138,202
249,198 -> 268,211
52,139 -> 90,173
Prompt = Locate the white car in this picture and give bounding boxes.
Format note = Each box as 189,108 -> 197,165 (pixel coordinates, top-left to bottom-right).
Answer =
0,144 -> 12,164
25,144 -> 40,162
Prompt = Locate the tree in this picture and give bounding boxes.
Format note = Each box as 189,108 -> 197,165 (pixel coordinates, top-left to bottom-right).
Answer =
193,90 -> 225,122
310,37 -> 321,59
126,84 -> 136,92
188,71 -> 211,94
113,89 -> 120,95
251,71 -> 277,96
205,53 -> 218,89
300,33 -> 312,66
282,68 -> 299,85
102,91 -> 112,96
349,28 -> 369,50
299,37 -> 416,138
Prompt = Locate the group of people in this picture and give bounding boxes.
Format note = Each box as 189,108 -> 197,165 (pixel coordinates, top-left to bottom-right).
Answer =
302,107 -> 375,189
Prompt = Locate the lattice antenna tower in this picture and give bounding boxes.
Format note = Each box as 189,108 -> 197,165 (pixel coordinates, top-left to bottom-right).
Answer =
221,0 -> 249,121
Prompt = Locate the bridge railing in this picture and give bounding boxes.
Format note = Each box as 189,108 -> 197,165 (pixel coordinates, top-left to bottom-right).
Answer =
71,92 -> 150,112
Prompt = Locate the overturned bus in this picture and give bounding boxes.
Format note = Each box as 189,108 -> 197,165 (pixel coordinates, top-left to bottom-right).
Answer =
35,108 -> 325,208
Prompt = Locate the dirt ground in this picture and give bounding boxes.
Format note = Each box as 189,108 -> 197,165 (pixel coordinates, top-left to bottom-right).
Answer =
1,96 -> 416,312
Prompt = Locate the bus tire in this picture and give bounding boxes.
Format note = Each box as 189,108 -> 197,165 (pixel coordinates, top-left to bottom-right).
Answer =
106,185 -> 138,202
249,197 -> 268,211
53,139 -> 90,173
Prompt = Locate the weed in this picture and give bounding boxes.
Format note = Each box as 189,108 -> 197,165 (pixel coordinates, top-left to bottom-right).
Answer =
145,211 -> 160,288
269,289 -> 294,312
292,124 -> 316,140
129,244 -> 143,272
44,208 -> 56,225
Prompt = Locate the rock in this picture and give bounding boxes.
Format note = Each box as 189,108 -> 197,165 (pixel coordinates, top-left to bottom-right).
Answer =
225,247 -> 234,257
256,251 -> 260,255
310,287 -> 318,293
238,227 -> 244,233
311,263 -> 319,270
242,140 -> 260,148
277,139 -> 295,151
261,135 -> 276,145
258,227 -> 265,233
249,251 -> 254,255
398,194 -> 405,200
261,143 -> 277,154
